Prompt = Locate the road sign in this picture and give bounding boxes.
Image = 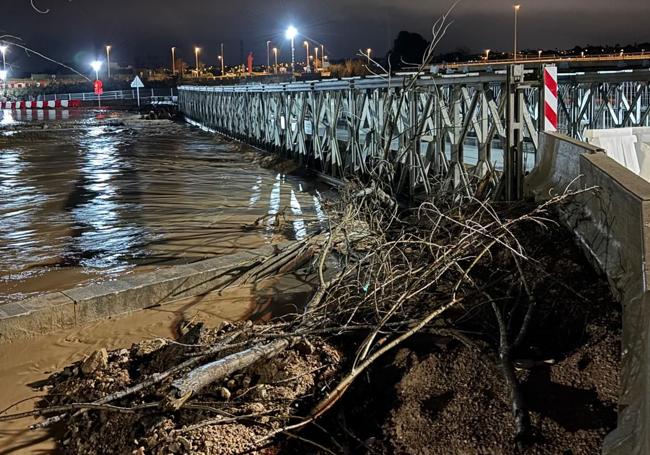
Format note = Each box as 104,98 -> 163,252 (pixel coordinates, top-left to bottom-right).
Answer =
94,79 -> 103,95
130,76 -> 144,107
130,76 -> 144,89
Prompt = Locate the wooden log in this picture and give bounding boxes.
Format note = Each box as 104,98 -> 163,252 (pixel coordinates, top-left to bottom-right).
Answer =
168,338 -> 292,404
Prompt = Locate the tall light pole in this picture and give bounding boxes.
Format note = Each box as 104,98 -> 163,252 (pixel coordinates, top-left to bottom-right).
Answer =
513,4 -> 521,62
0,45 -> 7,72
105,45 -> 112,78
0,69 -> 7,98
285,26 -> 298,75
171,47 -> 176,75
90,60 -> 102,109
485,49 -> 491,61
366,48 -> 372,64
1,45 -> 8,98
273,47 -> 278,73
321,44 -> 324,64
266,40 -> 271,73
304,40 -> 310,72
220,43 -> 225,76
314,46 -> 319,70
194,47 -> 201,77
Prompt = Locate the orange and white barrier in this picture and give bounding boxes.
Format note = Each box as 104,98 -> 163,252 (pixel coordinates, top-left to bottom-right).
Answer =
0,99 -> 82,109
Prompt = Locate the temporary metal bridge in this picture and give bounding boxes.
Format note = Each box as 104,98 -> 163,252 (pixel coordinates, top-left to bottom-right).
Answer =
178,66 -> 650,199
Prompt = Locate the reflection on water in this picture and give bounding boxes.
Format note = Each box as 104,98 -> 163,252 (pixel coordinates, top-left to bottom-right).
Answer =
0,115 -> 324,302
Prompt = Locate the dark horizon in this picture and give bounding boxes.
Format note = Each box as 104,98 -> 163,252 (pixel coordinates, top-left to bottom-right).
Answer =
3,0 -> 649,74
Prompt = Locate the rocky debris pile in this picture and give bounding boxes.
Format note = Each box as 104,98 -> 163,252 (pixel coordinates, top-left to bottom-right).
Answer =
39,322 -> 341,455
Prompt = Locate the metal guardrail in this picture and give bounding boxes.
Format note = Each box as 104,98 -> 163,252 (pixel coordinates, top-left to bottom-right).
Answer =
41,88 -> 178,103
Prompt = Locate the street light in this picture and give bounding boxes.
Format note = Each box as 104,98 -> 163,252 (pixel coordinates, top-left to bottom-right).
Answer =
285,25 -> 298,74
304,40 -> 310,73
314,46 -> 319,70
105,45 -> 112,78
513,4 -> 521,62
266,40 -> 271,73
0,45 -> 7,71
485,49 -> 491,61
538,49 -> 542,59
366,48 -> 372,65
273,47 -> 278,73
90,60 -> 102,108
220,43 -> 225,76
194,47 -> 201,77
171,47 -> 176,75
0,69 -> 7,98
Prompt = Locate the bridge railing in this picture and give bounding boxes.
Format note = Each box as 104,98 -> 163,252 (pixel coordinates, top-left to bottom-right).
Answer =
41,88 -> 178,103
180,70 -> 541,199
178,67 -> 650,199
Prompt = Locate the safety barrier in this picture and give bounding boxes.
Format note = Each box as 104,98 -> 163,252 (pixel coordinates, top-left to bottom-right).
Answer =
527,132 -> 650,455
0,99 -> 82,109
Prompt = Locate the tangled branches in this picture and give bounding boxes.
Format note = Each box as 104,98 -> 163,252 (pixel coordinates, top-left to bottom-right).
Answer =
0,178 -> 592,453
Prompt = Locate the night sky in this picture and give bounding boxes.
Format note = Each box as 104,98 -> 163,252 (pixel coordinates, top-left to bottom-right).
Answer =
4,0 -> 650,73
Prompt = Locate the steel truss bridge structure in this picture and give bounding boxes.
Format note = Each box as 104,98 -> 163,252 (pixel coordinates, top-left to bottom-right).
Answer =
179,66 -> 650,200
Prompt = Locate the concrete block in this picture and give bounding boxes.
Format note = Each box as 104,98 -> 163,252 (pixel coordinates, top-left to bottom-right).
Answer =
0,293 -> 75,342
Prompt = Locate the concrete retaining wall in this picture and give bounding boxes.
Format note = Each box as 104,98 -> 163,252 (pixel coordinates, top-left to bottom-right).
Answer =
0,244 -> 287,343
526,132 -> 650,455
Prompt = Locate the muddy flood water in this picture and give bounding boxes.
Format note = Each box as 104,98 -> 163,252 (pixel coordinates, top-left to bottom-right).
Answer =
0,110 -> 326,302
0,110 -> 323,453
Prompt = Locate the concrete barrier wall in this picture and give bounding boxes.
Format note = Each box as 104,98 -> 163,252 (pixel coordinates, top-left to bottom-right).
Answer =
526,132 -> 650,455
0,244 -> 288,343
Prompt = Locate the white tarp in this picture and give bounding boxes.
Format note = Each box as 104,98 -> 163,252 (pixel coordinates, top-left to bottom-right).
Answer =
586,128 -> 640,176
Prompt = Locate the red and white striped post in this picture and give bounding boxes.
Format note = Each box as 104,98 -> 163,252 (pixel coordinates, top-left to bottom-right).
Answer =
543,65 -> 558,132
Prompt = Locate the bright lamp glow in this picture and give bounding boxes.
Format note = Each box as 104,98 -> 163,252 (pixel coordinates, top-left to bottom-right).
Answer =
285,26 -> 298,40
90,61 -> 102,72
0,45 -> 7,54
0,70 -> 7,81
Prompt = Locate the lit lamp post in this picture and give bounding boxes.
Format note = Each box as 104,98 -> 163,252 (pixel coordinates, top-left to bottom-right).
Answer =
105,45 -> 112,78
266,40 -> 271,73
90,60 -> 102,109
314,46 -> 319,70
0,45 -> 7,75
218,55 -> 223,76
538,49 -> 542,59
513,4 -> 521,62
194,47 -> 201,77
273,47 -> 278,73
220,43 -> 225,75
171,47 -> 176,75
0,70 -> 7,98
285,26 -> 298,75
485,49 -> 491,61
366,48 -> 372,65
304,41 -> 310,72
0,45 -> 7,98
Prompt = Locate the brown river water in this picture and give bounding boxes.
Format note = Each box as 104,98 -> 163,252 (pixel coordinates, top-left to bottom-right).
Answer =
0,109 -> 323,453
0,110 -> 327,302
